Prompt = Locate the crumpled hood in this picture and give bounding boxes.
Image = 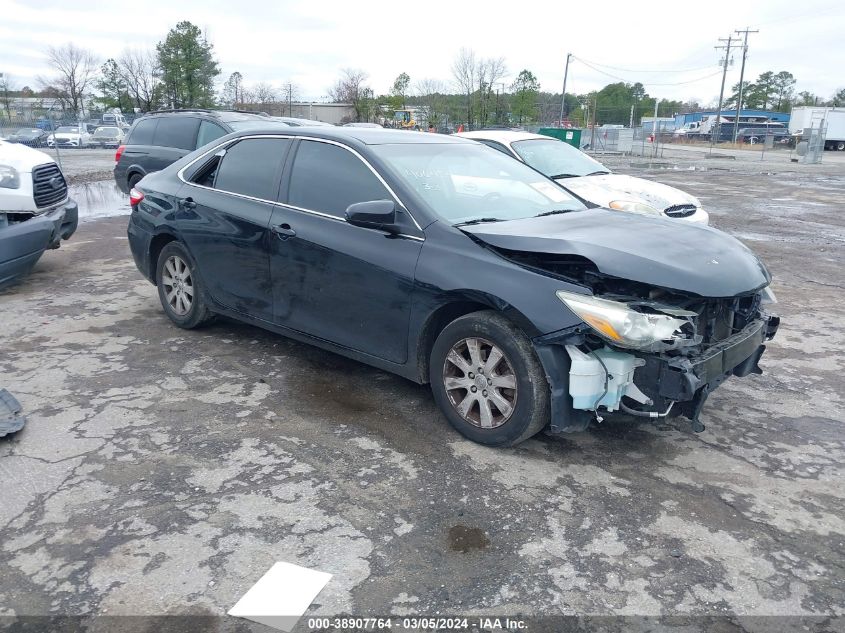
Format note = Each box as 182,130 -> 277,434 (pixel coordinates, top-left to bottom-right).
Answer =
0,140 -> 54,173
560,173 -> 700,211
461,209 -> 771,297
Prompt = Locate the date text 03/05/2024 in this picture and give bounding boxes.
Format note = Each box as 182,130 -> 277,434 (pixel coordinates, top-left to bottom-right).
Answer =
306,616 -> 527,630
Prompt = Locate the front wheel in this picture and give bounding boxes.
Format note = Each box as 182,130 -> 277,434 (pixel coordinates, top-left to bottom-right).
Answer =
155,242 -> 215,329
429,310 -> 550,447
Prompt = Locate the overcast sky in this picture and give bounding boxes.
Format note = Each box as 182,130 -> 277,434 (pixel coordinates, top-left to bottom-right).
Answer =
1,0 -> 843,105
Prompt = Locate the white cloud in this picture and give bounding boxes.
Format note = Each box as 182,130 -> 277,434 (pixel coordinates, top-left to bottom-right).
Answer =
1,0 -> 843,102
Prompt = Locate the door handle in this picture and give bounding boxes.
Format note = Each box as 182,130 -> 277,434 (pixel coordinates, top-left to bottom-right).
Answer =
271,223 -> 296,238
179,197 -> 197,210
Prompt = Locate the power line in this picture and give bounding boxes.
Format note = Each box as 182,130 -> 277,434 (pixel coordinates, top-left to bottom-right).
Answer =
573,57 -> 722,87
573,56 -> 715,74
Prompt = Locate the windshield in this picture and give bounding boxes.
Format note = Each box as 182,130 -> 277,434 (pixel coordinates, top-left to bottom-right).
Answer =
56,126 -> 78,133
371,143 -> 586,224
94,127 -> 120,136
510,138 -> 610,178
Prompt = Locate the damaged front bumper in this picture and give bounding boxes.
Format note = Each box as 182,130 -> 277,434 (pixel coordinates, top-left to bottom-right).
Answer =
0,199 -> 78,289
534,311 -> 780,434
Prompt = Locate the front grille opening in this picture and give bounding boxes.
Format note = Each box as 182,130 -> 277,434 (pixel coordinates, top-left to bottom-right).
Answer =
32,163 -> 67,208
664,204 -> 697,218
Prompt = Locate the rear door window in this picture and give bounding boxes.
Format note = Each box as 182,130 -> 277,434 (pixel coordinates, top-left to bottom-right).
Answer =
196,120 -> 228,149
213,138 -> 291,200
287,140 -> 389,217
152,117 -> 200,150
128,118 -> 157,145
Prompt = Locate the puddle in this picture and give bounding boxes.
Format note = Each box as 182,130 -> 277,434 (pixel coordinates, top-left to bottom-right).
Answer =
68,180 -> 130,221
448,525 -> 490,553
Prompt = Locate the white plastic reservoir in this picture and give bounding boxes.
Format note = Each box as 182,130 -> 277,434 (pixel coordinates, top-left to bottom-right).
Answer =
565,346 -> 645,411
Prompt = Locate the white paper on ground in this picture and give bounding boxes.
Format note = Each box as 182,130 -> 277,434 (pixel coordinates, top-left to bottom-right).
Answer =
228,561 -> 333,632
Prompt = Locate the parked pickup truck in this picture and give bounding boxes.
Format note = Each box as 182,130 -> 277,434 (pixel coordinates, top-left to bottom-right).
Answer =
0,140 -> 78,289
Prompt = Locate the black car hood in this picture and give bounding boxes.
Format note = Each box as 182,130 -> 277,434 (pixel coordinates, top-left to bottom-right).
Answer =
461,209 -> 771,297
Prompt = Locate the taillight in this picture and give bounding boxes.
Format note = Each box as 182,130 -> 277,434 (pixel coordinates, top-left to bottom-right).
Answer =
129,187 -> 144,207
115,144 -> 125,163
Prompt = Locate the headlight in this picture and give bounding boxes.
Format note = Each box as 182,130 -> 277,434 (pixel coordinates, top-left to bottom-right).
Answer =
0,165 -> 20,189
608,200 -> 662,216
761,286 -> 777,305
557,289 -> 690,351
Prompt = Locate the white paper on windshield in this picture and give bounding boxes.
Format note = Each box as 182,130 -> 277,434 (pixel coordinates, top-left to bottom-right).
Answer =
228,561 -> 333,632
529,181 -> 571,202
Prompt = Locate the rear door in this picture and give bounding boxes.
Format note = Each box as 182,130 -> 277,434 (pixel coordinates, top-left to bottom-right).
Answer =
178,137 -> 292,320
268,139 -> 423,363
148,116 -> 201,172
119,117 -> 159,184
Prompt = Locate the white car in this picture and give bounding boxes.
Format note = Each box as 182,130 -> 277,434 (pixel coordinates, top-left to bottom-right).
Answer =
0,140 -> 78,288
456,130 -> 708,224
46,124 -> 92,149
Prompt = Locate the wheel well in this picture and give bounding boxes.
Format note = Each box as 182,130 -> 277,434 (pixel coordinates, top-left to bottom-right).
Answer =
416,300 -> 497,384
148,233 -> 178,281
127,170 -> 144,187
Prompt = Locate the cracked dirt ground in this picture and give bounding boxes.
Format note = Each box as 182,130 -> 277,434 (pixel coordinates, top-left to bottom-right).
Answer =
0,167 -> 843,631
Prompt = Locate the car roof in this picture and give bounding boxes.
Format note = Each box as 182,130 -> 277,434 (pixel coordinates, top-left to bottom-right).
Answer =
142,110 -> 271,123
456,130 -> 549,144
230,127 -> 473,146
274,116 -> 334,127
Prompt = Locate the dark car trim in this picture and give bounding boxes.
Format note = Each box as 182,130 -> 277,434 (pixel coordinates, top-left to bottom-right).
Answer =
175,133 -> 424,233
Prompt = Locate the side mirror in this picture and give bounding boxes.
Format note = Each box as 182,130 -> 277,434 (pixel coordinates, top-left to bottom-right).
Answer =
345,200 -> 398,232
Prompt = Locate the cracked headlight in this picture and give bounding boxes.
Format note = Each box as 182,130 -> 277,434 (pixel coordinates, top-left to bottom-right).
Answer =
761,286 -> 777,305
557,290 -> 689,351
0,164 -> 20,189
608,200 -> 662,216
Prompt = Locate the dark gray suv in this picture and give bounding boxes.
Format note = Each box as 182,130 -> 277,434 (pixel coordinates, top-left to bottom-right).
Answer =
113,110 -> 289,193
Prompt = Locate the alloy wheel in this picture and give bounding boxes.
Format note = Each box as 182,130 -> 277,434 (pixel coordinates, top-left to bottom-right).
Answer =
161,255 -> 194,316
442,337 -> 517,429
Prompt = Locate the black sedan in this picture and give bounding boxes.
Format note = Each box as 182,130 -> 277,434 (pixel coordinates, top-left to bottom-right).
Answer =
5,127 -> 51,147
127,128 -> 779,446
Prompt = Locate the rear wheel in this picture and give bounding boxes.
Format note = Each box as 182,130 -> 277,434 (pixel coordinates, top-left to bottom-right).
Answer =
155,242 -> 214,329
837,141 -> 845,151
429,311 -> 549,446
127,173 -> 143,190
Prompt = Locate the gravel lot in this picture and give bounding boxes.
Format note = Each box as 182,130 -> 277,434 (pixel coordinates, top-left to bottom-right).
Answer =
1,148 -> 843,631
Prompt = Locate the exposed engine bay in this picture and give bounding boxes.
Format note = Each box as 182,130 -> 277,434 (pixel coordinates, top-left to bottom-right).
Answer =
496,246 -> 780,432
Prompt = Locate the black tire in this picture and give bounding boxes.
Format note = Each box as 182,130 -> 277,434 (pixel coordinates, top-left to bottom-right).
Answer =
127,173 -> 143,190
429,310 -> 550,447
155,241 -> 215,329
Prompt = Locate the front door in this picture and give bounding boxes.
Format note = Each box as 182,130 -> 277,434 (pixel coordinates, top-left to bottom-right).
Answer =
269,139 -> 423,364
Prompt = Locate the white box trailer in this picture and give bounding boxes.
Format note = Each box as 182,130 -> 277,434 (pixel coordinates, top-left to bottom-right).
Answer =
788,106 -> 845,150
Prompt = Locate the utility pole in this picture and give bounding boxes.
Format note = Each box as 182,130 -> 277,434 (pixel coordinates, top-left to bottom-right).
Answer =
558,53 -> 572,127
712,35 -> 735,152
732,27 -> 758,143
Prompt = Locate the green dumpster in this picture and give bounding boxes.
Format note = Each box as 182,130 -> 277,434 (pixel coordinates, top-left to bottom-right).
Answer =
538,127 -> 582,148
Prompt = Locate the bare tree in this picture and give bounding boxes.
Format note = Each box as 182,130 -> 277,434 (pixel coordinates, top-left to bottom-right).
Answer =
252,82 -> 277,108
280,81 -> 300,116
118,48 -> 160,112
0,73 -> 13,123
221,71 -> 246,107
451,48 -> 476,126
329,68 -> 372,121
43,43 -> 98,116
477,57 -> 507,126
415,78 -> 446,127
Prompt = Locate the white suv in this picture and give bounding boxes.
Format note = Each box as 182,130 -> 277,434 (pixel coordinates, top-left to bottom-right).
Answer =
0,140 -> 78,288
